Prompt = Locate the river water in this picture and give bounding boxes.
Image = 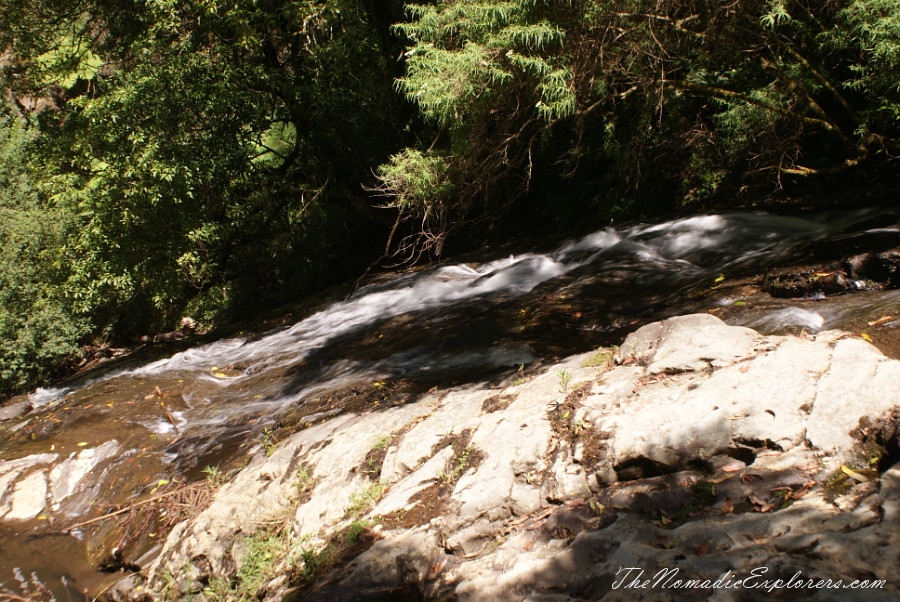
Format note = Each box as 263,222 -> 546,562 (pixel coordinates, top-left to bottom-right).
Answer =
1,207 -> 899,598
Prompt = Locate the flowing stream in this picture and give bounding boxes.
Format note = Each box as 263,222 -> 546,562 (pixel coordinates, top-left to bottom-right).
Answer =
1,207 -> 899,598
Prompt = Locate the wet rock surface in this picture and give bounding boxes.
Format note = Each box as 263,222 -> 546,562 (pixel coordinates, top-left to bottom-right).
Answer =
763,246 -> 900,299
129,315 -> 900,601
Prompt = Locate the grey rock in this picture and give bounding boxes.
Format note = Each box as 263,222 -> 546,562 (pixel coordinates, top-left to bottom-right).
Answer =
136,315 -> 900,601
6,470 -> 48,520
49,440 -> 120,511
621,314 -> 761,374
0,400 -> 31,422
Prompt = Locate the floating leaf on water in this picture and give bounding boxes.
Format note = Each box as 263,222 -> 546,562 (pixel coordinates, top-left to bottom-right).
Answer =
861,333 -> 873,343
732,301 -> 746,306
868,315 -> 895,327
714,273 -> 726,283
150,479 -> 169,494
213,371 -> 227,378
77,442 -> 88,446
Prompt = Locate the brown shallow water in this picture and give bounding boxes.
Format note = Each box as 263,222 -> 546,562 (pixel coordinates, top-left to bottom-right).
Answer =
0,207 -> 898,599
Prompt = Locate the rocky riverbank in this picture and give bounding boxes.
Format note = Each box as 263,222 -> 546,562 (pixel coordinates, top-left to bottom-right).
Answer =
106,314 -> 900,601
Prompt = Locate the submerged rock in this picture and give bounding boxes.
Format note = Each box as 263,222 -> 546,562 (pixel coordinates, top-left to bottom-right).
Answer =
133,315 -> 900,601
49,440 -> 120,512
6,470 -> 48,521
0,400 -> 32,422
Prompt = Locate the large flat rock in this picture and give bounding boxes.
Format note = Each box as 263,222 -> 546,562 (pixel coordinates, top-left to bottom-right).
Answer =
133,314 -> 900,601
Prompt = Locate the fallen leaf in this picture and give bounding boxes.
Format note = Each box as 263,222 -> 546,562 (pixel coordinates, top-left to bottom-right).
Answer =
861,333 -> 873,343
721,498 -> 734,514
739,365 -> 750,373
841,465 -> 870,483
77,442 -> 88,446
715,273 -> 726,283
791,487 -> 810,499
868,315 -> 896,327
771,486 -> 794,500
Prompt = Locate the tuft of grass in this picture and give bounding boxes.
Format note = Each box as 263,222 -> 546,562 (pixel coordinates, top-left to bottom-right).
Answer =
438,445 -> 476,485
372,434 -> 392,450
348,481 -> 387,517
204,527 -> 294,601
295,464 -> 315,500
346,519 -> 375,544
202,465 -> 227,488
581,348 -> 612,368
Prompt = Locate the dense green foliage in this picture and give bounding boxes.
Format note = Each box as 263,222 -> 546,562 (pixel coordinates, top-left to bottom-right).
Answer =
1,0 -> 899,397
0,111 -> 87,393
379,0 -> 900,243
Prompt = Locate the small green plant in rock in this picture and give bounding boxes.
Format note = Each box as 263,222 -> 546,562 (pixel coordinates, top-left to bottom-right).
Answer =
296,543 -> 329,583
557,369 -> 571,393
202,465 -> 227,488
372,434 -> 392,450
295,464 -> 315,499
261,429 -> 279,456
440,445 -> 476,485
348,481 -> 387,517
511,363 -> 526,386
346,519 -> 376,544
574,418 -> 587,435
239,529 -> 290,599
